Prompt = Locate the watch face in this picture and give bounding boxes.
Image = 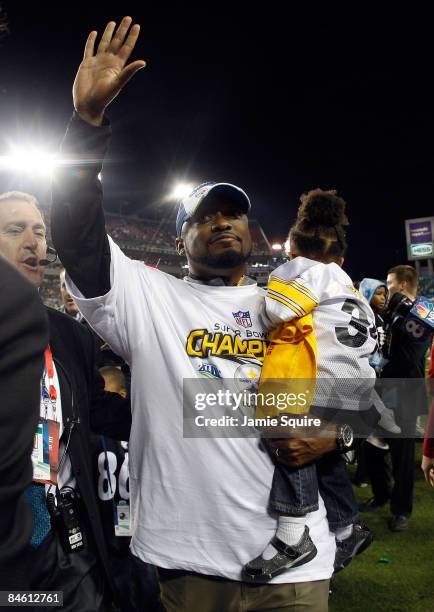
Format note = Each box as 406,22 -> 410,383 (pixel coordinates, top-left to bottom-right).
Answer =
342,425 -> 353,447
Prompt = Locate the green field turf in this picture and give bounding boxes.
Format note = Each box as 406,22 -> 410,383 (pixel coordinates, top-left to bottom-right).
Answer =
330,444 -> 434,612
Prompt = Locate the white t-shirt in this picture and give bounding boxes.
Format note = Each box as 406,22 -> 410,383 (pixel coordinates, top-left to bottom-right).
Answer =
263,257 -> 377,411
66,237 -> 334,583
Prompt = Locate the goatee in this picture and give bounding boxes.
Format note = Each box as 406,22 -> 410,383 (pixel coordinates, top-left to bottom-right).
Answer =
188,249 -> 251,269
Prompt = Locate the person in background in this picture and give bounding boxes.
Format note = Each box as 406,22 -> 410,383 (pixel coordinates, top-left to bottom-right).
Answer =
421,341 -> 434,488
0,190 -> 130,610
60,268 -> 82,320
357,279 -> 389,486
359,279 -> 387,376
98,366 -> 163,611
362,265 -> 431,531
0,256 -> 48,590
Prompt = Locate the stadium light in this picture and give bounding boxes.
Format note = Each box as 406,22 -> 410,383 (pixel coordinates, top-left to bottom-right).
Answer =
170,182 -> 195,200
272,243 -> 282,251
0,146 -> 58,177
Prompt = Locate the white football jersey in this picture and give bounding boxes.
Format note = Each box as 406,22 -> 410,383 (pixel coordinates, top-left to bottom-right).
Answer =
263,257 -> 377,411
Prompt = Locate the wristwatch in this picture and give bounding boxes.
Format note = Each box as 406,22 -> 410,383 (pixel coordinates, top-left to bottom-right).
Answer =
336,423 -> 354,452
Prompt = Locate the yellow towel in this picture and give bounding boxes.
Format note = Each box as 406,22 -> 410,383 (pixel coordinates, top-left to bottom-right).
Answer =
257,314 -> 317,417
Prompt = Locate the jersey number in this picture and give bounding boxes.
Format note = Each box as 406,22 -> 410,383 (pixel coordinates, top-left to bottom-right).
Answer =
335,299 -> 372,348
98,451 -> 130,501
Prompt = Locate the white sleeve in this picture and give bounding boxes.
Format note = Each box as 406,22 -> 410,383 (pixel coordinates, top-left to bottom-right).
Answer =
65,236 -> 153,363
265,260 -> 328,324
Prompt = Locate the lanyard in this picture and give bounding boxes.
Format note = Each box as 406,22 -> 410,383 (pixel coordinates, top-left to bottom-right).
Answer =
42,346 -> 57,421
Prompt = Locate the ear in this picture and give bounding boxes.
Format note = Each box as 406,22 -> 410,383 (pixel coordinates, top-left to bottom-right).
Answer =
119,389 -> 128,399
176,238 -> 185,256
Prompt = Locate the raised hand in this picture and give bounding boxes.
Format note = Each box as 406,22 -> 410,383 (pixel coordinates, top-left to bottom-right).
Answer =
73,16 -> 146,126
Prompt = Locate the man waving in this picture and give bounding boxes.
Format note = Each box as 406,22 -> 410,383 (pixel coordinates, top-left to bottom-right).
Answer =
52,17 -> 338,612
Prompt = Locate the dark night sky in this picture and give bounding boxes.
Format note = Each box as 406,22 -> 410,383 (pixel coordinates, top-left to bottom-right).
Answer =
0,3 -> 433,280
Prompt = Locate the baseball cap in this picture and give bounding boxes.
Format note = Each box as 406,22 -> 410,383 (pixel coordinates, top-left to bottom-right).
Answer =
175,181 -> 251,237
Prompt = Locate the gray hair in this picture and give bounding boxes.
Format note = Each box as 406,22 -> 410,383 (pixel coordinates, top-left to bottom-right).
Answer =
0,190 -> 40,208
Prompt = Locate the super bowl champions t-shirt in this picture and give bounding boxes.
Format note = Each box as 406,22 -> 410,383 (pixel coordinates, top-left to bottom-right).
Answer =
66,236 -> 334,583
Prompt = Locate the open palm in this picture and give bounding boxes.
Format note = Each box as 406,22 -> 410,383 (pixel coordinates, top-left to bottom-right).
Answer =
73,16 -> 146,125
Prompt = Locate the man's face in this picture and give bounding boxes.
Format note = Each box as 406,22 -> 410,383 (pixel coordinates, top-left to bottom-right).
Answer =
60,270 -> 79,316
386,273 -> 405,298
0,199 -> 47,286
177,197 -> 252,279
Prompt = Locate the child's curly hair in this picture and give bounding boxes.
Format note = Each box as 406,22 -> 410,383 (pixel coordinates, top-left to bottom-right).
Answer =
288,188 -> 349,263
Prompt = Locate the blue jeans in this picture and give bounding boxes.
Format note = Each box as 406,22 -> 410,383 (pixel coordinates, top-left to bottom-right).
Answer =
269,452 -> 359,531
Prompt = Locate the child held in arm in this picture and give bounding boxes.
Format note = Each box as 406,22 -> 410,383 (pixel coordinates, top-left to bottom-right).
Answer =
243,189 -> 399,581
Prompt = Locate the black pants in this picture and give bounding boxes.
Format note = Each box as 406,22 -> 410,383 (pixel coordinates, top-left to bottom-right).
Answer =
365,436 -> 416,517
26,530 -> 110,611
129,553 -> 165,612
270,452 -> 359,531
354,441 -> 370,484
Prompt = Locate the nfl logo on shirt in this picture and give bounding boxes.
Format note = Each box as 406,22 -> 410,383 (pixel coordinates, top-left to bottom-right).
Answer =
233,310 -> 252,328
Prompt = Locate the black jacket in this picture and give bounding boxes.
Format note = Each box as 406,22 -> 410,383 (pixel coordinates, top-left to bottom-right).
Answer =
381,310 -> 431,379
51,113 -> 112,298
46,307 -> 131,604
380,302 -> 431,423
0,259 -> 48,590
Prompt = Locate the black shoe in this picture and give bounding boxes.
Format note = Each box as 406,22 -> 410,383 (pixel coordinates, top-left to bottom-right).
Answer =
358,497 -> 388,512
334,523 -> 373,573
242,526 -> 317,582
388,515 -> 409,531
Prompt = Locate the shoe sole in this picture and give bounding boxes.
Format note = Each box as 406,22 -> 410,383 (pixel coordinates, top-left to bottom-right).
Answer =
333,532 -> 374,574
389,522 -> 408,532
243,546 -> 318,582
